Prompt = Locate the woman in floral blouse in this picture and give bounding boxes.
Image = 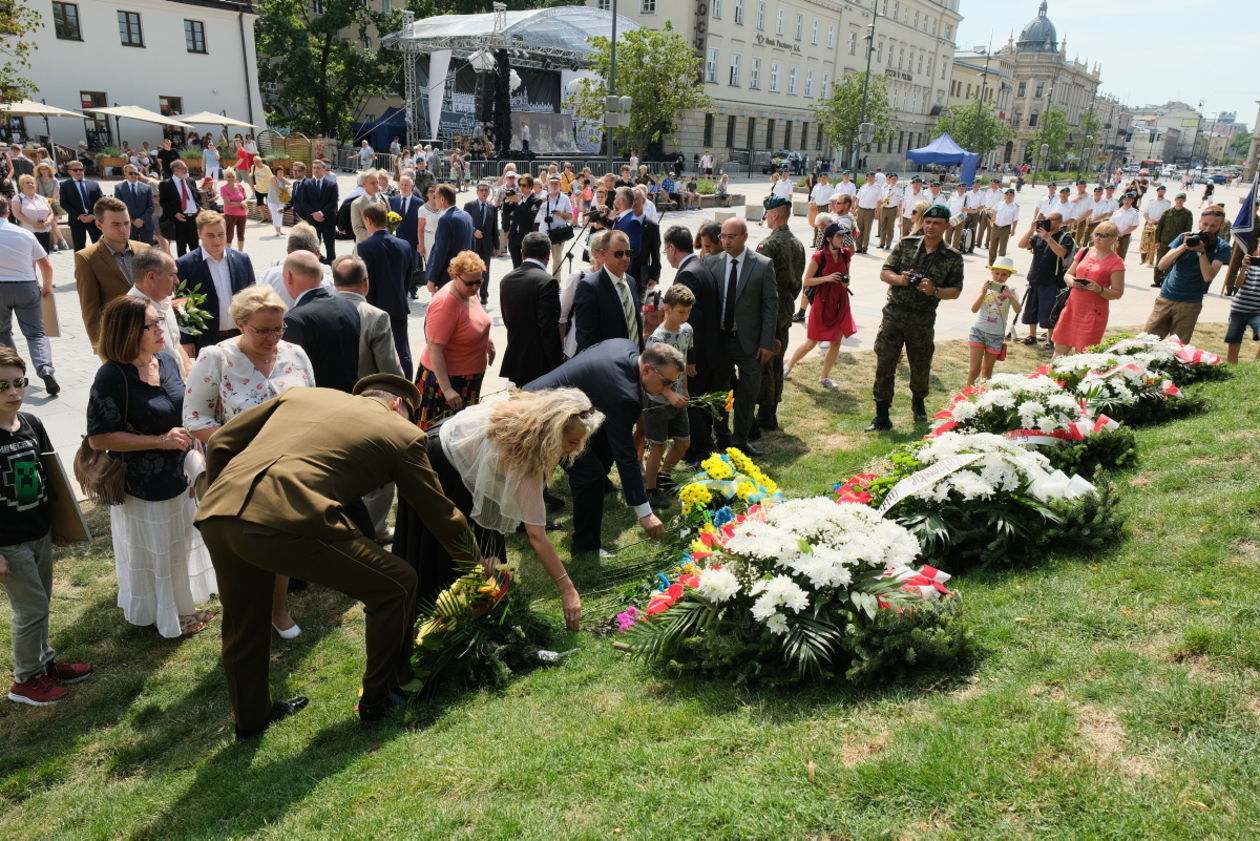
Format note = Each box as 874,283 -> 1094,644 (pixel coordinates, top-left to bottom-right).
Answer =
184,285 -> 315,639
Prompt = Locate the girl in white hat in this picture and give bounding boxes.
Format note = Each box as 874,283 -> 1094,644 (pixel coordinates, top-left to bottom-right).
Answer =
966,256 -> 1023,386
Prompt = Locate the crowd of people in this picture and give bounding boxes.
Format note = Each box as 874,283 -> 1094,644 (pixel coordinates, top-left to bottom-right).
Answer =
0,139 -> 1252,731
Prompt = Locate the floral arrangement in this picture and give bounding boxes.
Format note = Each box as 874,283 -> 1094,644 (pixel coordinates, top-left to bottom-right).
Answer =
1051,354 -> 1190,425
171,280 -> 211,337
677,448 -> 785,518
386,210 -> 403,235
836,432 -> 1122,569
1090,332 -> 1227,385
618,498 -> 968,685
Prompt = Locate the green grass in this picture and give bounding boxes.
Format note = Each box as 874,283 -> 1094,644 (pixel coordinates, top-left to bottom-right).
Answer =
3,324 -> 1260,839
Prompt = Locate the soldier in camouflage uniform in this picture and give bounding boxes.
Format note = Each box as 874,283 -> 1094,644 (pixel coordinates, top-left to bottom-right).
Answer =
753,196 -> 806,435
1152,193 -> 1193,287
867,203 -> 965,431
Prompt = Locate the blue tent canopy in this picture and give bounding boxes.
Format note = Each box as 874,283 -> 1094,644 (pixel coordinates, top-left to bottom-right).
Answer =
906,133 -> 980,187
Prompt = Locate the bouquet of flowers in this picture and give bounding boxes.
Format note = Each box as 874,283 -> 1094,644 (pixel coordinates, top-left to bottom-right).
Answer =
1051,354 -> 1190,426
1090,332 -> 1227,385
930,373 -> 1137,475
386,210 -> 403,235
836,432 -> 1122,569
171,279 -> 211,337
618,498 -> 968,685
677,448 -> 785,519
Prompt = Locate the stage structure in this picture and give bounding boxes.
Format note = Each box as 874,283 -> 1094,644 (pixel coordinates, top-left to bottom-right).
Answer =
381,5 -> 638,156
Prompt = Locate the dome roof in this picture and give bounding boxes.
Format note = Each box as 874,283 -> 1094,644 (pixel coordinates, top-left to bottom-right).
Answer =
1016,1 -> 1059,53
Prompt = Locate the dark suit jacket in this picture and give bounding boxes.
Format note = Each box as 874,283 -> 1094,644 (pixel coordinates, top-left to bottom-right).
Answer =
176,247 -> 256,351
197,387 -> 475,550
158,176 -> 203,223
425,206 -> 474,285
572,267 -> 642,354
508,194 -> 542,240
671,253 -> 726,386
356,229 -> 414,321
702,250 -> 778,358
498,259 -> 562,385
283,287 -> 361,392
462,198 -> 499,263
640,219 -> 662,285
59,177 -> 103,220
295,175 -> 338,223
114,180 -> 155,239
389,193 -> 423,250
523,338 -> 647,508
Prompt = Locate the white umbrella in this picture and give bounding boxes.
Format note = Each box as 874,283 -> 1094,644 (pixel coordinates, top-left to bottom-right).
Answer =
174,110 -> 257,129
0,99 -> 88,119
82,105 -> 192,129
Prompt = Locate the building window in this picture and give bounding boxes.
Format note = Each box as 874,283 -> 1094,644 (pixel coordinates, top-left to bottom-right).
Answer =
712,0 -> 722,19
769,62 -> 780,92
945,24 -> 953,40
787,66 -> 797,95
640,0 -> 655,12
313,0 -> 325,12
749,58 -> 761,89
729,54 -> 741,86
706,49 -> 719,83
727,115 -> 737,147
918,53 -> 924,74
876,41 -> 883,64
821,73 -> 830,99
848,31 -> 857,55
827,24 -> 835,49
1035,82 -> 1045,98
383,0 -> 392,9
117,11 -> 144,47
158,96 -> 182,118
800,123 -> 809,150
794,14 -> 803,41
804,70 -> 813,98
775,9 -> 784,35
1029,112 -> 1039,127
1017,81 -> 1026,97
765,119 -> 775,148
734,0 -> 743,25
184,20 -> 207,53
703,113 -> 714,146
52,2 -> 81,40
756,1 -> 765,30
811,20 -> 818,45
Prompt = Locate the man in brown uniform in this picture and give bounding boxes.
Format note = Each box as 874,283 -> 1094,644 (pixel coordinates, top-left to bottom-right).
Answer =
196,374 -> 479,737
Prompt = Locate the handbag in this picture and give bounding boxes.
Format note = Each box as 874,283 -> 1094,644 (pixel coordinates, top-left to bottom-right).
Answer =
548,225 -> 574,244
73,364 -> 129,506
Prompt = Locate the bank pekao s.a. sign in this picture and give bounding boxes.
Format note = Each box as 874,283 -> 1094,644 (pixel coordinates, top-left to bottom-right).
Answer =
754,33 -> 802,54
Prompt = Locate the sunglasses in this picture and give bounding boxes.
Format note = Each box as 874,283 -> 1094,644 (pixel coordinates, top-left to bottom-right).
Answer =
461,277 -> 483,287
608,249 -> 632,259
0,377 -> 29,392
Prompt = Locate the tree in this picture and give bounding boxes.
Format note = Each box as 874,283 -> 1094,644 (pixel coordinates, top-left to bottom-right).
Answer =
813,71 -> 896,154
1230,130 -> 1252,158
0,0 -> 42,101
934,100 -> 1013,158
255,0 -> 404,138
566,22 -> 711,158
1032,109 -> 1070,168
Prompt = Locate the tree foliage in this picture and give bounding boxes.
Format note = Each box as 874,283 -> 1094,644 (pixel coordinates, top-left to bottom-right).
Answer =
934,100 -> 1013,157
0,0 -> 42,101
813,71 -> 896,153
567,22 -> 711,157
1032,108 -> 1070,167
1230,130 -> 1252,158
255,0 -> 405,138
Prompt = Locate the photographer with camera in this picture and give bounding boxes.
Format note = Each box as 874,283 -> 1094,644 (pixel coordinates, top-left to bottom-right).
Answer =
505,174 -> 542,268
866,204 -> 964,431
1144,206 -> 1230,343
535,174 -> 574,278
1016,210 -> 1074,349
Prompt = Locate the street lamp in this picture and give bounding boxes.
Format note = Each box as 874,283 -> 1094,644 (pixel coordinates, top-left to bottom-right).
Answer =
1035,142 -> 1049,185
853,12 -> 877,170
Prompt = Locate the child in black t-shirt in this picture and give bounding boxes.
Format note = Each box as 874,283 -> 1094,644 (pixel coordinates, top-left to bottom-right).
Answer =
0,347 -> 92,706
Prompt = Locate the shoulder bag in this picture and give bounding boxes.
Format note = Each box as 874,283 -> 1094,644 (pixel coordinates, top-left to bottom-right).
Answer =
73,363 -> 130,505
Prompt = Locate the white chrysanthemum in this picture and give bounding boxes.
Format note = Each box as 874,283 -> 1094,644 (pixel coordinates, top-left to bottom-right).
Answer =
764,613 -> 789,636
1017,400 -> 1042,427
1047,393 -> 1081,412
751,575 -> 810,616
696,567 -> 740,602
985,373 -> 1064,395
949,401 -> 978,421
942,470 -> 996,501
723,520 -> 800,565
786,547 -> 855,589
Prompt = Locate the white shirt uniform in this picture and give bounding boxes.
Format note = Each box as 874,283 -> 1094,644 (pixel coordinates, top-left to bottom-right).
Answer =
880,184 -> 904,209
1053,198 -> 1074,221
1036,193 -> 1059,217
771,178 -> 794,199
874,172 -> 887,186
856,183 -> 882,210
1111,207 -> 1141,234
994,201 -> 1020,228
833,181 -> 857,199
964,189 -> 987,212
901,187 -> 925,218
983,188 -> 1004,210
1069,193 -> 1092,220
810,183 -> 834,207
946,192 -> 967,215
1144,198 -> 1171,224
1090,197 -> 1118,222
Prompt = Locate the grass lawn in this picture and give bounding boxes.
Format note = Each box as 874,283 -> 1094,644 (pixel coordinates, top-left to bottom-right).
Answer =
2,324 -> 1259,840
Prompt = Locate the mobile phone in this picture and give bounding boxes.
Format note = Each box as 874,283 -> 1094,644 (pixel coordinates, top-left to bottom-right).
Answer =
1076,279 -> 1091,289
987,281 -> 1006,292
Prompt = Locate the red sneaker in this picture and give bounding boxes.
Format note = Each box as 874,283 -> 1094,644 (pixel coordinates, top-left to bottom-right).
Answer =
45,660 -> 93,685
8,674 -> 69,706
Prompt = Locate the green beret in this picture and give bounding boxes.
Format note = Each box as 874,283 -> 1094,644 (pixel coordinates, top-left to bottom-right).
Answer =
922,204 -> 952,220
762,195 -> 792,211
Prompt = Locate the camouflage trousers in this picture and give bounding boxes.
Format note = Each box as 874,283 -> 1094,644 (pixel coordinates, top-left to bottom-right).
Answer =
872,310 -> 936,404
758,317 -> 793,405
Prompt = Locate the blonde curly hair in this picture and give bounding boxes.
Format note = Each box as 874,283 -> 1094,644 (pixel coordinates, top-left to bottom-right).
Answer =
487,388 -> 604,477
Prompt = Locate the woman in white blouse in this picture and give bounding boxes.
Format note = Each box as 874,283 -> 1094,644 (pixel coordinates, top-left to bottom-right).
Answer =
416,183 -> 443,268
184,286 -> 316,639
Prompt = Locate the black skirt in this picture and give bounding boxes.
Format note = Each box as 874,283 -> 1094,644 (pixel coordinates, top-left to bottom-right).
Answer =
392,429 -> 508,607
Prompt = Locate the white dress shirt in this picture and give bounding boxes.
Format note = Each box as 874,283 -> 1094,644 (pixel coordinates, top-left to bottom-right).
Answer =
901,187 -> 925,218
994,200 -> 1020,228
1144,198 -> 1171,223
833,181 -> 857,198
964,189 -> 987,211
810,183 -> 833,206
1111,207 -> 1141,234
946,192 -> 967,215
1036,194 -> 1058,217
1090,197 -> 1118,221
856,183 -> 882,210
204,252 -> 234,323
983,188 -> 1004,209
880,184 -> 904,207
0,218 -> 46,282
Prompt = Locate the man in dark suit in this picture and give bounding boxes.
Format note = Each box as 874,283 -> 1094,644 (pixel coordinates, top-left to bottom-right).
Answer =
665,224 -> 729,461
524,339 -> 678,554
295,159 -> 338,263
196,377 -> 479,735
610,187 -> 642,286
499,232 -> 561,386
388,173 -> 423,298
573,229 -> 641,354
701,217 -> 778,455
463,181 -> 499,305
114,165 -> 155,245
356,203 -> 415,378
59,160 -> 104,250
157,159 -> 202,256
424,184 -> 473,292
281,250 -> 361,392
506,175 -> 542,267
177,210 -> 256,356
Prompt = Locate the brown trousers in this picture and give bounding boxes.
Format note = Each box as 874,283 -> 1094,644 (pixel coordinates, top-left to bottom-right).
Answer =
878,206 -> 898,247
987,224 -> 1012,265
855,207 -> 876,251
199,517 -> 419,732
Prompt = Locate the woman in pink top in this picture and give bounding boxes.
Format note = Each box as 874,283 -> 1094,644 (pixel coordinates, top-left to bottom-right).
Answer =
218,169 -> 249,252
415,250 -> 495,429
1051,220 -> 1127,354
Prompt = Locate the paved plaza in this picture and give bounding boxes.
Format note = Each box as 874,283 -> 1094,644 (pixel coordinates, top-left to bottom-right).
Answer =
22,169 -> 1241,483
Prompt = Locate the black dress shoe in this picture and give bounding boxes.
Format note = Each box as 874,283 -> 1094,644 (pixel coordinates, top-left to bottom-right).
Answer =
235,696 -> 310,740
41,374 -> 60,396
735,441 -> 764,457
359,689 -> 409,725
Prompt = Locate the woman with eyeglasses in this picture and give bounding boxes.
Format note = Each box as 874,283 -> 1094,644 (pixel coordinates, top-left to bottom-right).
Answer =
182,286 -> 314,638
86,296 -> 218,639
393,388 -> 603,628
1050,220 -> 1126,355
414,250 -> 494,430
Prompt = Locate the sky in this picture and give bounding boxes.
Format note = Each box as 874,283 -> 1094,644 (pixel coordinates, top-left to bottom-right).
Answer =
955,0 -> 1256,130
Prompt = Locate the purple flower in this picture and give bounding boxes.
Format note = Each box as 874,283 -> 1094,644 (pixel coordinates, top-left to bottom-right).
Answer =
615,606 -> 641,632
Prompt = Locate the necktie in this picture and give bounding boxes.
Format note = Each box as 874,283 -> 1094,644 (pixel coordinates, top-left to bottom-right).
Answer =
615,276 -> 637,337
723,258 -> 739,332
77,180 -> 87,208
180,178 -> 192,209
402,197 -> 409,216
480,202 -> 487,222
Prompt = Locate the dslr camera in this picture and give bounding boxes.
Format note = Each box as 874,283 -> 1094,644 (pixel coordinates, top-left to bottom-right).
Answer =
1037,218 -> 1053,232
906,270 -> 930,288
544,215 -> 555,225
1184,231 -> 1207,248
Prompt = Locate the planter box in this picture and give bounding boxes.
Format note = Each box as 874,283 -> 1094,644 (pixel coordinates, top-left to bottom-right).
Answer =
698,193 -> 745,208
97,156 -> 125,175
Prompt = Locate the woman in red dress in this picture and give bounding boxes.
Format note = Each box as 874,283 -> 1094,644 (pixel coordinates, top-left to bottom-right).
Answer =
783,221 -> 858,389
1050,220 -> 1126,354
